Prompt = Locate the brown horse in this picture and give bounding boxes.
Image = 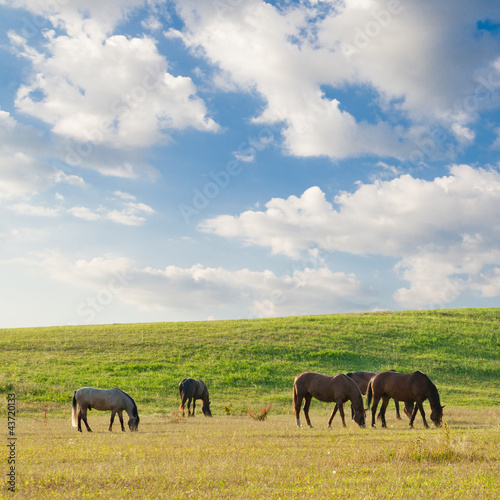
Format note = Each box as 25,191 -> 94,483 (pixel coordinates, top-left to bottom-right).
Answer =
367,371 -> 444,428
347,371 -> 414,419
293,372 -> 366,428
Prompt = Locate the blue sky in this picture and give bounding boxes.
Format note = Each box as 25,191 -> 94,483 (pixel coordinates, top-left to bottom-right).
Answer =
1,0 -> 500,328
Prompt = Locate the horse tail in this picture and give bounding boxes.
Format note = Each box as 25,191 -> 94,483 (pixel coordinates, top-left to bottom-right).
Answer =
292,380 -> 299,416
178,381 -> 186,411
366,380 -> 373,409
71,391 -> 78,427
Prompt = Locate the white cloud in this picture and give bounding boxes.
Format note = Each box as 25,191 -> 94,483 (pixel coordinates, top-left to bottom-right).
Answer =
8,4 -> 219,149
172,0 -> 500,160
67,206 -> 101,221
67,198 -> 155,226
7,203 -> 61,217
200,164 -> 500,307
3,0 -> 146,40
104,197 -> 155,226
8,251 -> 373,321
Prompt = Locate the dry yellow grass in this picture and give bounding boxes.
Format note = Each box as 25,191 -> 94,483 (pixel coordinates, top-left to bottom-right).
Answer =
3,407 -> 499,499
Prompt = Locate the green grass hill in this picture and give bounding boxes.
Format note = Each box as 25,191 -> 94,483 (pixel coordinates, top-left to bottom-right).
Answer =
1,308 -> 499,416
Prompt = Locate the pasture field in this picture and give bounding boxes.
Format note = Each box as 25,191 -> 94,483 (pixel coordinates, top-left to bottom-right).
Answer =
1,307 -> 499,498
4,409 -> 500,499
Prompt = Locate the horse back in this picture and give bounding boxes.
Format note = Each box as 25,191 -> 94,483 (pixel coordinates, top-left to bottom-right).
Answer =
294,372 -> 352,402
372,371 -> 430,401
179,378 -> 208,400
75,387 -> 126,411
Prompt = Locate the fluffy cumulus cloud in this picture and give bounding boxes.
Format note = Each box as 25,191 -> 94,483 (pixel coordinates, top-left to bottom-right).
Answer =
172,0 -> 500,159
8,251 -> 372,322
200,164 -> 500,307
7,0 -> 218,149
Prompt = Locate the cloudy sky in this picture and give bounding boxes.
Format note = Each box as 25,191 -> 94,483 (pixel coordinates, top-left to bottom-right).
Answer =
1,0 -> 500,328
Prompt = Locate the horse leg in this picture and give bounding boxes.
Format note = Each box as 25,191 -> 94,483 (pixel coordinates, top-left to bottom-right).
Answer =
77,408 -> 83,432
337,401 -> 347,428
109,410 -> 116,431
371,396 -> 381,427
118,411 -> 125,431
395,400 -> 402,419
191,398 -> 196,417
409,403 -> 420,428
328,404 -> 339,428
80,407 -> 92,432
379,397 -> 390,428
416,401 -> 429,428
303,395 -> 313,428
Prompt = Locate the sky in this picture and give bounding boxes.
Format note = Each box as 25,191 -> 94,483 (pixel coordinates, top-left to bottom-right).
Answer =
1,0 -> 500,328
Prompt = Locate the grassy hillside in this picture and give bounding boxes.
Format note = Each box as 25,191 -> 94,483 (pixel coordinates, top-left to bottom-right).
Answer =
1,308 -> 499,416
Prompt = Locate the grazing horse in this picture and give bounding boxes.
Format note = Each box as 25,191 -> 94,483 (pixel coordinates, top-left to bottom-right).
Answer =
293,372 -> 366,428
71,387 -> 140,432
179,378 -> 212,417
367,371 -> 444,428
347,370 -> 414,419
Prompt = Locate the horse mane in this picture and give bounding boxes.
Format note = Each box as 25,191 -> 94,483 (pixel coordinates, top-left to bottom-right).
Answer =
346,372 -> 353,378
416,372 -> 441,409
426,378 -> 441,408
117,388 -> 139,418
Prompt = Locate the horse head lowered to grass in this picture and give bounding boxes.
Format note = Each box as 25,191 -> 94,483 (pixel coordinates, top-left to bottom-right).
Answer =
347,370 -> 414,420
293,372 -> 366,428
367,370 -> 444,428
71,387 -> 140,432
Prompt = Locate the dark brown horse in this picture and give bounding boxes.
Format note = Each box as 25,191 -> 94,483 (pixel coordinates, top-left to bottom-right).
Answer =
347,370 -> 414,419
293,372 -> 366,428
179,378 -> 212,417
367,371 -> 444,428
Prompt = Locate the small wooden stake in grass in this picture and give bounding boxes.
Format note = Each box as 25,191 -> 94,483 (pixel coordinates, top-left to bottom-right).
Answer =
247,405 -> 271,421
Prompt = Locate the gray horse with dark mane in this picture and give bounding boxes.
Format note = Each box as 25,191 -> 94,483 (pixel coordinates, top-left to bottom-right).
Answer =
178,378 -> 212,417
72,387 -> 140,432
